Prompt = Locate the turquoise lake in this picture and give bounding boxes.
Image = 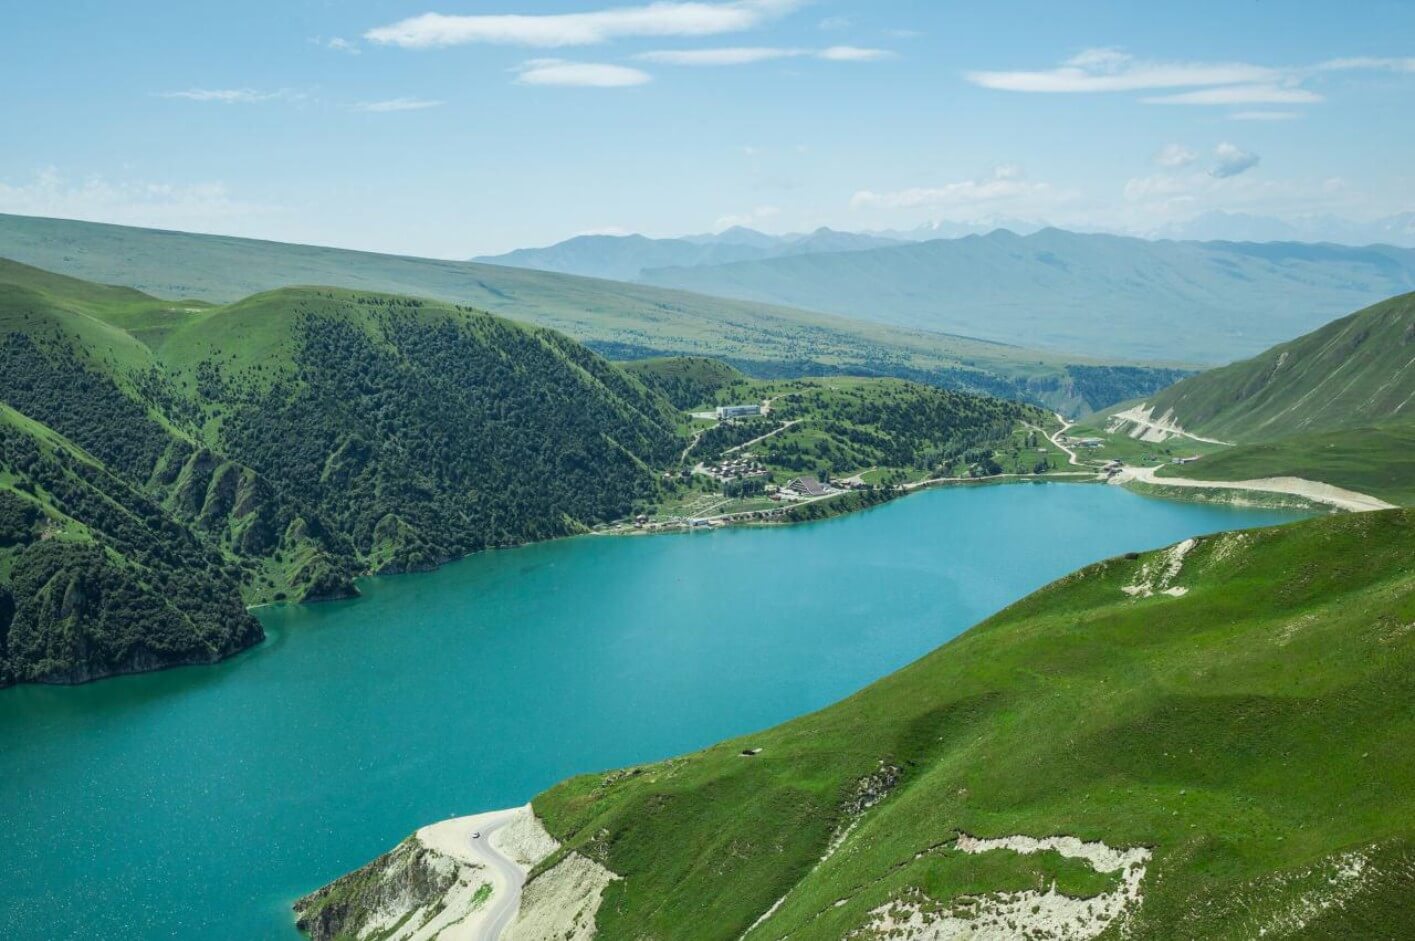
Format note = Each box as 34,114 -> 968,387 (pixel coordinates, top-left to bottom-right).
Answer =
0,483 -> 1309,939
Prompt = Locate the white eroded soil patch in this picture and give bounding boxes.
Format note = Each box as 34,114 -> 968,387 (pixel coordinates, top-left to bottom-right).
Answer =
857,834 -> 1151,940
1123,538 -> 1196,598
514,852 -> 621,941
1107,405 -> 1231,446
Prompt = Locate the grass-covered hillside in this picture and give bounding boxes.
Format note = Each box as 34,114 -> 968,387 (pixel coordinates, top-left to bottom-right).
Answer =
525,509 -> 1414,939
1137,292 -> 1415,443
0,259 -> 682,685
0,213 -> 1186,414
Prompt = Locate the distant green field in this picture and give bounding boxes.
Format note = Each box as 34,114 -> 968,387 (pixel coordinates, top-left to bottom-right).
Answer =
1158,424 -> 1415,505
526,509 -> 1415,939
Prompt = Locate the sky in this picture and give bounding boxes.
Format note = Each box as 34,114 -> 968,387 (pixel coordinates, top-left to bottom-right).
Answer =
2,0 -> 1413,257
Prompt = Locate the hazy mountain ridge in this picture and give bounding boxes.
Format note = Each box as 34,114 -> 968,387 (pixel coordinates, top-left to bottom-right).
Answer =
639,228 -> 1415,362
475,226 -> 906,281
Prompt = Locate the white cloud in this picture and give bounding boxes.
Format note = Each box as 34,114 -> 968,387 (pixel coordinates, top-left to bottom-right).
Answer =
1154,144 -> 1198,168
638,44 -> 894,65
159,88 -> 302,103
851,164 -> 1066,211
365,0 -> 804,49
818,16 -> 851,30
351,97 -> 444,112
0,168 -> 267,231
1143,84 -> 1322,105
966,49 -> 1279,93
1230,110 -> 1301,121
638,46 -> 805,65
1211,143 -> 1260,178
964,47 -> 1415,109
818,45 -> 894,62
513,59 -> 652,87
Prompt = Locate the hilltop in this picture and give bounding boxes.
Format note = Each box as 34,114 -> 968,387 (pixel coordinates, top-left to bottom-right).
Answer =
302,508 -> 1415,940
0,213 -> 1186,414
639,228 -> 1415,363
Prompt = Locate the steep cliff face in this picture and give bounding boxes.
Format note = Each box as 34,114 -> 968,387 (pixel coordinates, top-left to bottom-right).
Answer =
294,806 -> 618,941
295,837 -> 491,941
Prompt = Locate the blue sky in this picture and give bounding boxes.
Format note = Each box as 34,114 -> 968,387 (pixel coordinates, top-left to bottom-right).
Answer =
2,0 -> 1412,256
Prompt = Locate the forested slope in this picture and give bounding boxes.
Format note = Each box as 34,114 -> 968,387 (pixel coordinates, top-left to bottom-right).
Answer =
0,260 -> 680,685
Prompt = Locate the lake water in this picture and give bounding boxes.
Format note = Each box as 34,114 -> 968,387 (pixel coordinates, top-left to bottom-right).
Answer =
0,483 -> 1308,939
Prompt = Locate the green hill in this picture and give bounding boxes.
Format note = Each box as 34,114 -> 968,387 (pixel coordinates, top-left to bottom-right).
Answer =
305,509 -> 1415,939
0,213 -> 1185,414
1132,292 -> 1415,443
640,228 -> 1415,363
0,260 -> 684,685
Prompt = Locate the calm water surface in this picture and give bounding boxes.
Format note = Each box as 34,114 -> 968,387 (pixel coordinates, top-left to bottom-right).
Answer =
0,483 -> 1308,939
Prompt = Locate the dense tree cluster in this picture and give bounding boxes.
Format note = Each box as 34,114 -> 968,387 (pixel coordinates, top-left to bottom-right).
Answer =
0,425 -> 258,685
754,383 -> 1039,477
215,307 -> 678,571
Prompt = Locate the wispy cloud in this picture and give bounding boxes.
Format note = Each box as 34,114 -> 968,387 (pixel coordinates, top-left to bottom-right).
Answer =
351,97 -> 444,112
1155,144 -> 1198,168
366,0 -> 804,49
1211,143 -> 1260,178
314,36 -> 361,55
965,48 -> 1412,109
637,45 -> 893,65
851,164 -> 1066,211
513,59 -> 652,87
159,88 -> 303,103
0,167 -> 267,230
819,45 -> 894,62
638,46 -> 805,65
1143,84 -> 1322,105
967,49 -> 1278,93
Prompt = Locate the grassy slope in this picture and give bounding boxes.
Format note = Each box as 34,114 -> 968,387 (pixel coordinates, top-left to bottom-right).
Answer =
1157,423 -> 1415,505
1139,292 -> 1415,442
0,214 -> 1176,414
641,228 -> 1415,363
533,510 -> 1415,939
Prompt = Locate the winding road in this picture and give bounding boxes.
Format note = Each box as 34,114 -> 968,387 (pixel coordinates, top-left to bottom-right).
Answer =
474,814 -> 527,941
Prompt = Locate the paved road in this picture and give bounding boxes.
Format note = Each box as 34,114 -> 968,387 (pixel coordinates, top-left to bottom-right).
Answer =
467,811 -> 528,940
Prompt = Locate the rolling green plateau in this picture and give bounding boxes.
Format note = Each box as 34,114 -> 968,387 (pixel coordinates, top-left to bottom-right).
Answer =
0,213 -> 1187,414
639,227 -> 1415,363
1156,424 -> 1415,506
0,260 -> 1043,686
504,509 -> 1415,940
1134,292 -> 1415,442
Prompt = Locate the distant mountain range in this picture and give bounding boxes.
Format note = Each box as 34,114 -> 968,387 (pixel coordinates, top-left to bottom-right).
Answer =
475,226 -> 906,281
637,229 -> 1415,363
